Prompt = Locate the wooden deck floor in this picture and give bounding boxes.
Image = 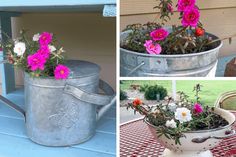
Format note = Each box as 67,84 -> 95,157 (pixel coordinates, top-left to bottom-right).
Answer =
0,88 -> 116,157
216,55 -> 236,77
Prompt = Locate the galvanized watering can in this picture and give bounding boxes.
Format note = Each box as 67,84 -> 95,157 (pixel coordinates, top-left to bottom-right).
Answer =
0,60 -> 116,146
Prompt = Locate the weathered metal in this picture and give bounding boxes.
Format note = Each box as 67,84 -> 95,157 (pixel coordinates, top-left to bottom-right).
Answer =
120,31 -> 223,77
1,60 -> 116,146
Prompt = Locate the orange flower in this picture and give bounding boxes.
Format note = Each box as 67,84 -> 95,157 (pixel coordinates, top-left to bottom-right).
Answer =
195,27 -> 205,36
133,98 -> 142,107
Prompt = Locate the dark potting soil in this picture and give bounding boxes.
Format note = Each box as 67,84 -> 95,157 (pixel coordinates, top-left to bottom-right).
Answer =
191,113 -> 229,131
121,42 -> 218,55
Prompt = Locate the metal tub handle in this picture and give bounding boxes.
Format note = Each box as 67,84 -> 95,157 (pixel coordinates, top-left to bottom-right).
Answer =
64,79 -> 116,121
126,61 -> 145,76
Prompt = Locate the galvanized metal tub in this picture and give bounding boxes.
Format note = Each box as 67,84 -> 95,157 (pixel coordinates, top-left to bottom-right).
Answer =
1,60 -> 116,146
120,31 -> 223,77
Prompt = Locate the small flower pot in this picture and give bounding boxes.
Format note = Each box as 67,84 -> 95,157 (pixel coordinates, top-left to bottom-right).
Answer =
120,31 -> 222,77
144,108 -> 236,157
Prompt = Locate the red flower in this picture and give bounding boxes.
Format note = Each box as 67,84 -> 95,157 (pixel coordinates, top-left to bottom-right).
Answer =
133,98 -> 142,107
195,27 -> 205,36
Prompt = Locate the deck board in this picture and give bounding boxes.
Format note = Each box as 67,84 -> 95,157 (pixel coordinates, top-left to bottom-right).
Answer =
216,55 -> 236,77
0,89 -> 116,157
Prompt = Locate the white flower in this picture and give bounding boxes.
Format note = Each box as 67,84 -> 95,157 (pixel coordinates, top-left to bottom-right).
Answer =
168,103 -> 177,112
59,47 -> 65,53
49,45 -> 56,52
175,107 -> 192,123
165,119 -> 177,128
13,42 -> 26,56
33,33 -> 40,41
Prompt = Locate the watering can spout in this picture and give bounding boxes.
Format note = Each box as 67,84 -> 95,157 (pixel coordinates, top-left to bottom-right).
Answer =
0,95 -> 25,119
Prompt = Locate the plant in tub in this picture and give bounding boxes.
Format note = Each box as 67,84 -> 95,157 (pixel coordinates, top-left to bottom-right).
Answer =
121,0 -> 235,55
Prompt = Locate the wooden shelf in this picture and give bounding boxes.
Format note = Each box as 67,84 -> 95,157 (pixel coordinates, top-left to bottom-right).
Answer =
0,0 -> 116,16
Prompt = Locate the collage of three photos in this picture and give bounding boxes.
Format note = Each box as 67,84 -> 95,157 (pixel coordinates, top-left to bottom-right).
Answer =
119,0 -> 236,157
0,0 -> 235,157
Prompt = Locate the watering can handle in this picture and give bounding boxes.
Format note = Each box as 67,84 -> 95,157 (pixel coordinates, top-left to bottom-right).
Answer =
64,79 -> 116,121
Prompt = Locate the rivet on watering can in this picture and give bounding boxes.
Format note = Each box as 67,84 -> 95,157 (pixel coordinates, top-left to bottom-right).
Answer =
157,60 -> 161,64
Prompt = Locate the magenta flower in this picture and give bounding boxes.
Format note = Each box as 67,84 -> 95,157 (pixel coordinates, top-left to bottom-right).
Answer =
150,28 -> 169,41
37,45 -> 50,59
167,4 -> 174,13
54,64 -> 70,80
177,0 -> 196,12
39,32 -> 52,45
27,53 -> 47,71
182,7 -> 200,27
144,40 -> 162,55
193,103 -> 203,114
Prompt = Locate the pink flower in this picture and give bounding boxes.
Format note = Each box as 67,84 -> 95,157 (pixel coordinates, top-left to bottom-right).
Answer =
39,32 -> 52,45
167,4 -> 174,13
150,28 -> 169,41
182,7 -> 200,27
54,64 -> 70,80
37,45 -> 50,59
177,0 -> 196,12
27,53 -> 47,71
193,103 -> 203,114
144,40 -> 162,55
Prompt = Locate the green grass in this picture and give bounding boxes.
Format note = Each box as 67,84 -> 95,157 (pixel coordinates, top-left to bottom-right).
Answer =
176,80 -> 236,107
120,80 -> 172,91
120,80 -> 236,107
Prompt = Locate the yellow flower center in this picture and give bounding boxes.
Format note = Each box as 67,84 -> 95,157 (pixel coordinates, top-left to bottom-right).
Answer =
182,112 -> 187,117
60,70 -> 64,74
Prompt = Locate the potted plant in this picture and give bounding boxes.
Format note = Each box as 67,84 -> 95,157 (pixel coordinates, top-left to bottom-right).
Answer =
3,30 -> 69,79
120,0 -> 235,77
127,85 -> 236,157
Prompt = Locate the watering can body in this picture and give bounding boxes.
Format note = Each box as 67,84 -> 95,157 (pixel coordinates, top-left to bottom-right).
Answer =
2,60 -> 116,146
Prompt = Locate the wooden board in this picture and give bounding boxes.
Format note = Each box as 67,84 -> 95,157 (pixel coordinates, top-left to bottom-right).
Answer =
121,0 -> 236,15
0,0 -> 116,12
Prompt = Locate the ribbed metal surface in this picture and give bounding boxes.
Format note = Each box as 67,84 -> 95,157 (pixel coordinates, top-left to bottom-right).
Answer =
120,31 -> 222,77
21,60 -> 115,146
